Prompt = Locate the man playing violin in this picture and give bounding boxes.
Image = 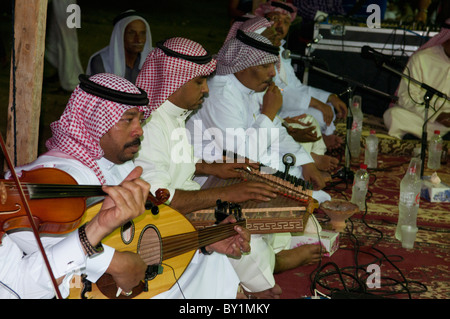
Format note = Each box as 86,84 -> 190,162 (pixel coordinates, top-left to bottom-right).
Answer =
0,73 -> 151,299
1,73 -> 250,299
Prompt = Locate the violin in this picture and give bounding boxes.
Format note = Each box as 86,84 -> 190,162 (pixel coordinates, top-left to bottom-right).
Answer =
0,167 -> 170,244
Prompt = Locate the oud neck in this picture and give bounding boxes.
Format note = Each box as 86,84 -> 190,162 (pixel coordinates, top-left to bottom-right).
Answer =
161,220 -> 246,260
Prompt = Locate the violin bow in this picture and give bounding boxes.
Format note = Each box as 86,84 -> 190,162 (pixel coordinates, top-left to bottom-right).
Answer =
0,133 -> 63,299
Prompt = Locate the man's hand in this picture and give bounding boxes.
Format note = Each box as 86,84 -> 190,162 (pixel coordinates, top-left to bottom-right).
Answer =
310,97 -> 334,125
283,114 -> 312,127
83,166 -> 150,296
436,112 -> 450,127
86,166 -> 150,246
286,126 -> 321,143
224,181 -> 278,203
204,215 -> 251,257
301,162 -> 326,190
106,250 -> 148,295
261,82 -> 283,121
196,160 -> 260,180
327,94 -> 347,119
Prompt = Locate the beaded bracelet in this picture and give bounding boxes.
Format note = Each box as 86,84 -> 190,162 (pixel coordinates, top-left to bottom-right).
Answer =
78,223 -> 104,257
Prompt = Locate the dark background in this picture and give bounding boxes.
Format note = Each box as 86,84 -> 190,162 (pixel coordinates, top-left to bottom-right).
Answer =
0,0 -> 434,158
0,0 -> 232,155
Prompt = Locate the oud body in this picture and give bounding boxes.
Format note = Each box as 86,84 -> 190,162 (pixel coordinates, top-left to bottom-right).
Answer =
69,202 -> 243,299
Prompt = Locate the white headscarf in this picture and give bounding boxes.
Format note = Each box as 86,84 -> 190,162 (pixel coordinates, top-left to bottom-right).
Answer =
86,12 -> 152,79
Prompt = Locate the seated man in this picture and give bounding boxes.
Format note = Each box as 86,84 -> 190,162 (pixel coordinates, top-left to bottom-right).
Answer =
2,73 -> 249,299
224,15 -> 339,173
384,19 -> 450,140
134,38 -> 255,298
185,29 -> 329,294
255,1 -> 347,151
135,37 -> 292,298
1,73 -> 154,299
186,27 -> 330,196
86,10 -> 152,84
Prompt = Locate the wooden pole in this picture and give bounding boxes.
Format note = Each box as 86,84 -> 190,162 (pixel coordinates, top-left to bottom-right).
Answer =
6,0 -> 48,167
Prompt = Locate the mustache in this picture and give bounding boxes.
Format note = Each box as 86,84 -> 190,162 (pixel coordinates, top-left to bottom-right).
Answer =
275,28 -> 284,35
124,138 -> 141,149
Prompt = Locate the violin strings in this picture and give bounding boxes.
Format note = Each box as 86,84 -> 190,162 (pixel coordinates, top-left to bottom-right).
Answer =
2,182 -> 105,198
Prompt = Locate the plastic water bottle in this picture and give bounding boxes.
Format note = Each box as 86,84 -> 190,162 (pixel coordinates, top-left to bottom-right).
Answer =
349,95 -> 363,164
350,164 -> 369,211
427,130 -> 443,170
395,159 -> 422,242
364,130 -> 378,168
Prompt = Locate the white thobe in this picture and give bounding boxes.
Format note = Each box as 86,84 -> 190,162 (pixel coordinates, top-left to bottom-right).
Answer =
1,153 -> 122,299
187,74 -> 315,177
186,74 -> 330,292
276,44 -> 336,136
383,45 -> 450,140
135,100 -> 240,298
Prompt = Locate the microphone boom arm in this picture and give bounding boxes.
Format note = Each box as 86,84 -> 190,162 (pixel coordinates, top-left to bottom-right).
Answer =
309,65 -> 398,101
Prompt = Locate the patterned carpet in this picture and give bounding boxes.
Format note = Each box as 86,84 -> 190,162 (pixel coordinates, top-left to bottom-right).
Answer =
274,136 -> 450,299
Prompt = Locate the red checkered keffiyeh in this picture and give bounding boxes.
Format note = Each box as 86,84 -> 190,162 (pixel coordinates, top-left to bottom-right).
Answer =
215,29 -> 279,76
136,37 -> 217,112
224,15 -> 273,43
46,73 -> 151,184
254,0 -> 297,22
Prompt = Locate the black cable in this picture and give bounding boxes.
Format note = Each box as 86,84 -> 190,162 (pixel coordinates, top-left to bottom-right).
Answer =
161,262 -> 186,299
308,186 -> 428,298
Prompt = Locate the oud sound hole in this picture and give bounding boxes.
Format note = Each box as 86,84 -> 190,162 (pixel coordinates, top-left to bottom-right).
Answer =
121,221 -> 135,244
137,225 -> 162,266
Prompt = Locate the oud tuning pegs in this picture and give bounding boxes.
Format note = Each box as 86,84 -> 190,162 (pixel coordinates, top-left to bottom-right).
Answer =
145,201 -> 159,215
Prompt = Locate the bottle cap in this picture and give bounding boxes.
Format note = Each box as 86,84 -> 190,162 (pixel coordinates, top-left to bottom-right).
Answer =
434,130 -> 440,135
370,129 -> 376,134
360,164 -> 367,169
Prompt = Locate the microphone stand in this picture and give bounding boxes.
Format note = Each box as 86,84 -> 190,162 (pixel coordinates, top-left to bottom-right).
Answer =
381,63 -> 450,178
309,65 -> 397,186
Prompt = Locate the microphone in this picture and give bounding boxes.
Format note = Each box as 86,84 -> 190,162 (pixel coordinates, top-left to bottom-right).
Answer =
282,49 -> 316,62
360,45 -> 402,68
